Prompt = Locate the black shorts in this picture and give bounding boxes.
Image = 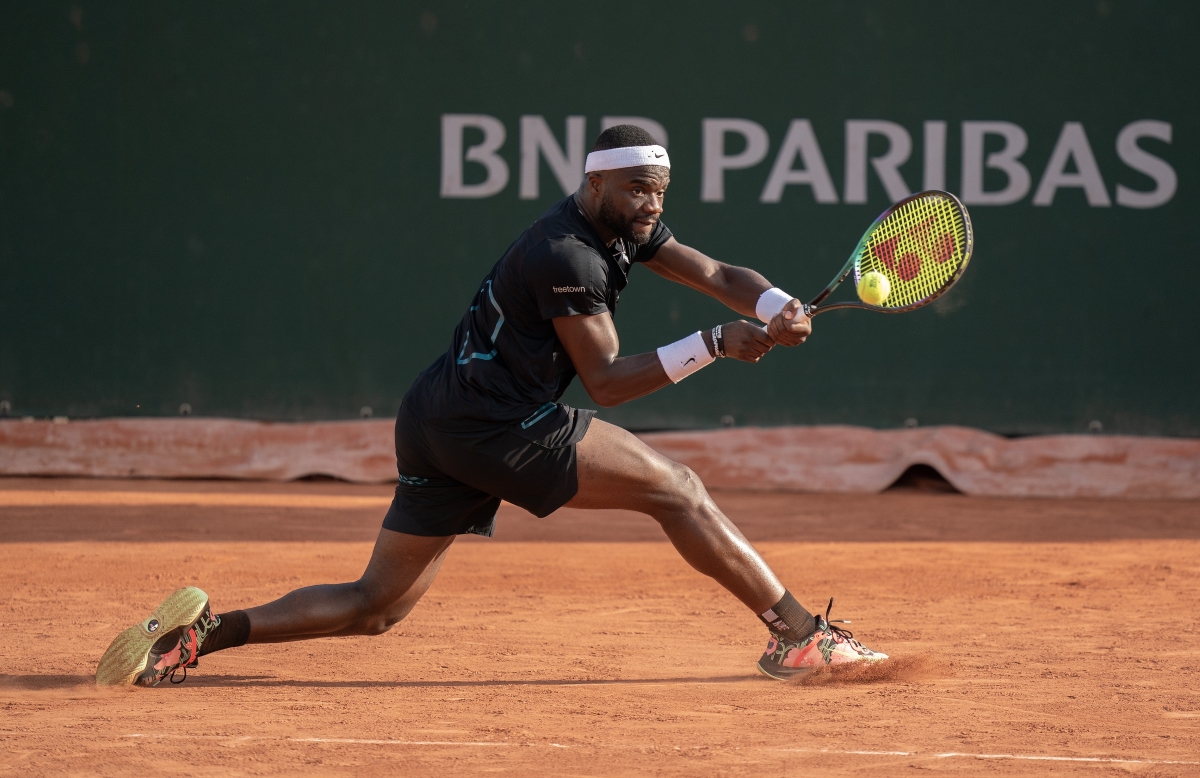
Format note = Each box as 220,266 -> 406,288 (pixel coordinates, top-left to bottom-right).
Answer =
382,400 -> 596,538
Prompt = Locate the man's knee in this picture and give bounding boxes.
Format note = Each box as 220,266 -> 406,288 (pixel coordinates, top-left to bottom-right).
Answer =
660,461 -> 713,513
348,582 -> 411,636
355,610 -> 404,636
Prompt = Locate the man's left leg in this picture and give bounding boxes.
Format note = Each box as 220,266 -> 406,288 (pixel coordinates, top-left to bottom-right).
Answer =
569,420 -> 784,613
566,419 -> 887,679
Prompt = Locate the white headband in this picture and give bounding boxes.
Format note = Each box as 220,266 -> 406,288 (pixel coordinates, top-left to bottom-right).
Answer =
584,145 -> 670,173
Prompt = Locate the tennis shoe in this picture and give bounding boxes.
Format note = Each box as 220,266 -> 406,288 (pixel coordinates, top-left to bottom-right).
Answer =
96,587 -> 219,686
756,598 -> 887,680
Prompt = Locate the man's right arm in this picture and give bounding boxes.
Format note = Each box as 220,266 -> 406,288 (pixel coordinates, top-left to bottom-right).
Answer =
644,237 -> 812,347
553,312 -> 775,408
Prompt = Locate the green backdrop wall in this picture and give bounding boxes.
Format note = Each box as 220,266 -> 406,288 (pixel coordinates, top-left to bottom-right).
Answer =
1,1 -> 1196,434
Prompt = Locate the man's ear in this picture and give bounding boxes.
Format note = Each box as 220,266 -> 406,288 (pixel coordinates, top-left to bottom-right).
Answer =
586,171 -> 604,196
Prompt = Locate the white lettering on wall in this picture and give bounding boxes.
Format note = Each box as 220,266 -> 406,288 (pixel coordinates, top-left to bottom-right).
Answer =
440,114 -> 509,198
961,121 -> 1031,205
844,120 -> 912,204
600,116 -> 669,148
1033,122 -> 1110,207
439,115 -> 1175,208
1115,120 -> 1176,209
701,119 -> 770,203
519,115 -> 585,200
923,120 -> 947,191
760,119 -> 838,204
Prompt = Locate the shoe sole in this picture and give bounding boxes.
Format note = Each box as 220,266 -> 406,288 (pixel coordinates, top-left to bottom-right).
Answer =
96,587 -> 209,686
756,654 -> 889,681
756,660 -> 811,681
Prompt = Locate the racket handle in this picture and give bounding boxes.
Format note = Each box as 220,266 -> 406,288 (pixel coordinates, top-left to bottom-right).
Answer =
758,303 -> 816,328
759,304 -> 813,332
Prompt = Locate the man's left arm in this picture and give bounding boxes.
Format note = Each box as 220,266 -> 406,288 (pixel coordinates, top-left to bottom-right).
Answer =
643,237 -> 811,346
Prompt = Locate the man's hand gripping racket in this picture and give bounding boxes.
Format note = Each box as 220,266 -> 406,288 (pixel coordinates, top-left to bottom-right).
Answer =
768,190 -> 975,344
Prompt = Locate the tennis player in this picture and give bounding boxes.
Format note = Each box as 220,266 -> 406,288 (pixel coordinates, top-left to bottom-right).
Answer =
97,125 -> 886,686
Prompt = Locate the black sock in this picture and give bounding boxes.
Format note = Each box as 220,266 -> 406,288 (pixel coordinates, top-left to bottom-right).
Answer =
198,610 -> 251,656
758,591 -> 816,641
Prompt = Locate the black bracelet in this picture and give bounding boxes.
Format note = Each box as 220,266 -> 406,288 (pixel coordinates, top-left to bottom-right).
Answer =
712,324 -> 726,358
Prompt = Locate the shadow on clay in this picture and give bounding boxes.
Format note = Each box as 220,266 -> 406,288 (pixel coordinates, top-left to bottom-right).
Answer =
184,674 -> 758,689
1,660 -> 943,692
0,673 -> 763,692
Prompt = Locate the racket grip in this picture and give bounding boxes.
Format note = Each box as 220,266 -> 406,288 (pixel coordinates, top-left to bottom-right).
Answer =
760,304 -> 813,334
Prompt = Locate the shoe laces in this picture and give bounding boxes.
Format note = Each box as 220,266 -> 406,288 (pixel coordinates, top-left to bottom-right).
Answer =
818,597 -> 856,642
168,665 -> 188,684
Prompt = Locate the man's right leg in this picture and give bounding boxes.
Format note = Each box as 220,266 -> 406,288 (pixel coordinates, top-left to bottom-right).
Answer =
242,528 -> 454,642
96,528 -> 453,685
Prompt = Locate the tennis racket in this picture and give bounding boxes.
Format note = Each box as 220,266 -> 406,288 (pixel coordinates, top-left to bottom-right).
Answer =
800,190 -> 974,317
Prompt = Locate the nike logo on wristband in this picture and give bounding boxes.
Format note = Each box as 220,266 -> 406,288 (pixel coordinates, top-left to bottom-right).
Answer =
683,357 -> 696,365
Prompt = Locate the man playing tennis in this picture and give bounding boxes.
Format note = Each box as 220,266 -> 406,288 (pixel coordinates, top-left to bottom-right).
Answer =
97,125 -> 886,686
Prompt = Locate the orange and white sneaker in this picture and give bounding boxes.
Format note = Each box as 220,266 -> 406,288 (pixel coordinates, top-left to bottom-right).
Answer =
756,598 -> 887,680
96,587 -> 219,687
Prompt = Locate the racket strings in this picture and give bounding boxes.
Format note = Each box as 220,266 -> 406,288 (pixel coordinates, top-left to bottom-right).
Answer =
856,194 -> 968,308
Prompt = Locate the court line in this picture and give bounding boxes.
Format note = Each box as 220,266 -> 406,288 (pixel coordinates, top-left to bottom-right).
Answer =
122,735 -> 1199,764
773,747 -> 1200,765
294,737 -> 511,747
0,490 -> 392,509
936,751 -> 1200,765
125,734 -> 550,748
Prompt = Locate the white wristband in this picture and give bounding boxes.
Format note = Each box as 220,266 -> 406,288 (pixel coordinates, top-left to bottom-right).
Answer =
756,287 -> 794,323
657,331 -> 715,383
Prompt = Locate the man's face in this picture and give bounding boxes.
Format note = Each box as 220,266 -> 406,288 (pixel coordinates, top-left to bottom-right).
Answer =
594,166 -> 670,245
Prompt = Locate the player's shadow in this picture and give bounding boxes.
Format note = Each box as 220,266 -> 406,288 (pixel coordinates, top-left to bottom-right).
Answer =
188,674 -> 756,689
0,673 -> 759,691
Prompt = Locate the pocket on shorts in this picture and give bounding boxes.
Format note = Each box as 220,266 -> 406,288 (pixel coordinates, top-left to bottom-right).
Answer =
508,402 -> 595,449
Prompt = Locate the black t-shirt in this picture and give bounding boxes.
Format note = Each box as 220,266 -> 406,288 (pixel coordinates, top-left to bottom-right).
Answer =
404,195 -> 673,428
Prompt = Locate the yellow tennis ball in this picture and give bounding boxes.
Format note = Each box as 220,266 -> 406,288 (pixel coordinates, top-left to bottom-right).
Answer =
857,271 -> 891,305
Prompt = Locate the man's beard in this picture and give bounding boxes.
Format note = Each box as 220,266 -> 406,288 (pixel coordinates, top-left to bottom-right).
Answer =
599,193 -> 654,245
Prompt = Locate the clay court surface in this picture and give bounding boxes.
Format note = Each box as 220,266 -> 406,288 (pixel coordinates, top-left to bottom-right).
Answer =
1,477 -> 1198,776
